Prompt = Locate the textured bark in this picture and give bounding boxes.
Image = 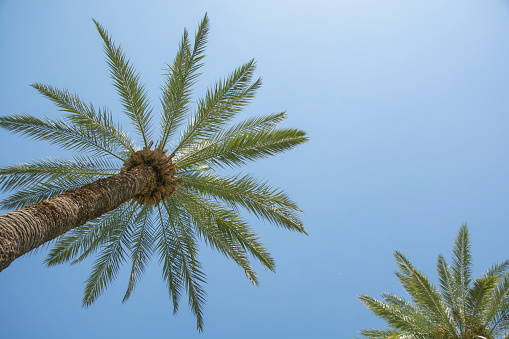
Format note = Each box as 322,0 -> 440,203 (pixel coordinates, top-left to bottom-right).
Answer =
0,165 -> 158,272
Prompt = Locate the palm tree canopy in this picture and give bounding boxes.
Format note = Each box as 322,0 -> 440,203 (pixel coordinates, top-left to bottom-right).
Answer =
0,14 -> 308,331
358,224 -> 509,339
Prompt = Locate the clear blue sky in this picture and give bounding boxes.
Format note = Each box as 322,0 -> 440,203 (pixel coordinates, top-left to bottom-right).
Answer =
1,1 -> 509,338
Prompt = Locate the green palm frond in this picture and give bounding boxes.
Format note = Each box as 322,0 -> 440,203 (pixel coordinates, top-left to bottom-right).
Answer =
486,260 -> 509,278
30,83 -> 135,154
0,155 -> 119,192
436,254 -> 463,328
0,182 -> 66,211
157,201 -> 206,331
93,19 -> 154,147
489,304 -> 509,339
174,111 -> 297,168
176,187 -> 276,273
0,174 -> 110,211
382,293 -> 425,321
380,294 -> 436,337
82,204 -> 139,307
485,273 -> 509,332
175,188 -> 264,285
180,171 -> 305,233
44,202 -> 132,266
175,126 -> 307,169
358,328 -> 405,339
467,275 -> 497,327
359,294 -> 428,334
159,14 -> 209,149
0,114 -> 124,160
155,201 -> 184,312
218,111 -> 287,138
451,224 -> 472,335
452,225 -> 473,289
0,155 -> 117,210
123,204 -> 155,302
179,204 -> 259,285
394,251 -> 457,335
174,59 -> 260,153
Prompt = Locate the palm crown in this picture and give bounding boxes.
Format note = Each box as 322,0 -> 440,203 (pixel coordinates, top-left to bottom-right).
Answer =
0,14 -> 307,330
359,224 -> 509,339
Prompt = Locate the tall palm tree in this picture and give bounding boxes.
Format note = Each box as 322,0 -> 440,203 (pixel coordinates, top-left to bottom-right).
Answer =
0,14 -> 307,330
359,224 -> 509,339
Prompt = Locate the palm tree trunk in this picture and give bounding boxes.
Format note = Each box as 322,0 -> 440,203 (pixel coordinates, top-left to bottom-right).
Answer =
0,165 -> 158,272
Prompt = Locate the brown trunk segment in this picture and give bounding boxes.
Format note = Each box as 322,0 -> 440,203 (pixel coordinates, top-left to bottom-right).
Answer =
0,165 -> 158,272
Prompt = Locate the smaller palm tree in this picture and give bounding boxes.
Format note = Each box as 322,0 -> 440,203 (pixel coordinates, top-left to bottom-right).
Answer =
359,224 -> 509,339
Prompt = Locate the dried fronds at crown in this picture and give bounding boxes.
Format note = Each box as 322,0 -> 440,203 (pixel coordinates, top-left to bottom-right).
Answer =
121,141 -> 181,205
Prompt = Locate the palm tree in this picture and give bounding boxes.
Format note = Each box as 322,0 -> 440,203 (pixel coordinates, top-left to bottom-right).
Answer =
0,14 -> 307,330
358,224 -> 509,339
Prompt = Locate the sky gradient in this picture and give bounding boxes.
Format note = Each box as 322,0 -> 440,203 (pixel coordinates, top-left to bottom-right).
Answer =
1,1 -> 509,338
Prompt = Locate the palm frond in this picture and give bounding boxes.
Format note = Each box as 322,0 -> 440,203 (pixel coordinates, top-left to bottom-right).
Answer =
174,189 -> 262,285
123,204 -> 155,302
159,14 -> 209,149
93,19 -> 153,147
0,155 -> 119,193
483,261 -> 509,334
175,127 -> 307,169
0,182 -> 65,211
451,224 -> 472,334
82,204 -> 139,307
466,275 -> 497,328
175,187 -> 276,273
0,174 -> 106,211
215,111 -> 287,138
358,328 -> 404,338
155,201 -> 184,313
174,59 -> 260,153
359,294 -> 430,335
394,251 -> 457,336
486,260 -> 509,278
0,114 -> 124,160
157,201 -> 206,331
31,83 -> 135,153
382,293 -> 423,318
44,202 -> 131,266
180,171 -> 305,233
436,254 -> 462,326
485,273 -> 509,333
452,224 -> 472,292
487,297 -> 509,338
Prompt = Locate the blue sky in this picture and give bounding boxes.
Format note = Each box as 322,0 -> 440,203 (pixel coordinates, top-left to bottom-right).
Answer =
1,0 -> 509,338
